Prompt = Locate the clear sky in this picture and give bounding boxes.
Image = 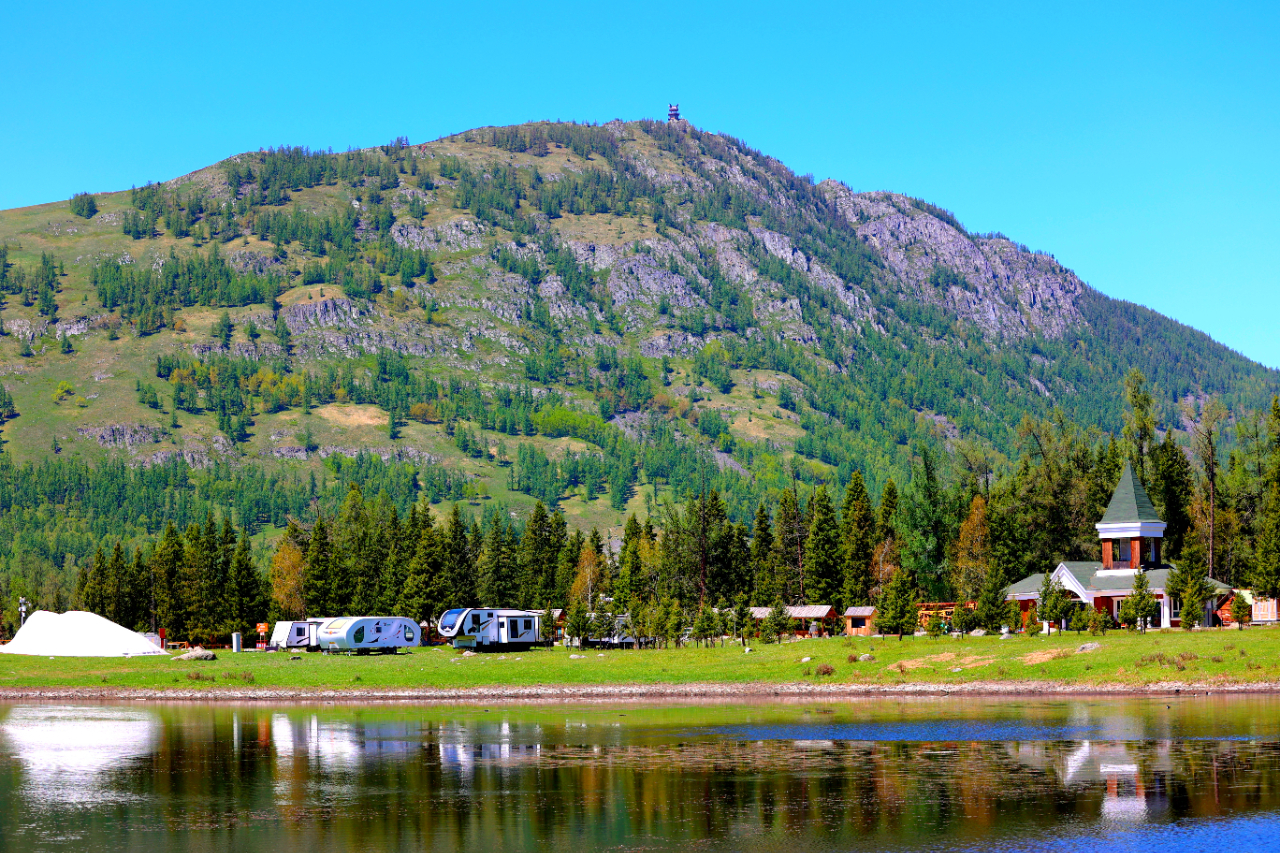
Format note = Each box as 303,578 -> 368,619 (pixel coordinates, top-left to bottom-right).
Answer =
3,1 -> 1276,366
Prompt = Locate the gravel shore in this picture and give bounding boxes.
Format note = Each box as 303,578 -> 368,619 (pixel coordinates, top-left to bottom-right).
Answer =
0,680 -> 1270,703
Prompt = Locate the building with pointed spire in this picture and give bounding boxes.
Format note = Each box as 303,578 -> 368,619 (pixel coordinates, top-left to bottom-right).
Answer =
1006,462 -> 1230,629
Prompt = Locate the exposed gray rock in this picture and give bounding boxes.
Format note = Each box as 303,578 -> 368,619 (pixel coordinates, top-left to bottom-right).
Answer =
172,647 -> 216,661
1077,642 -> 1101,653
77,424 -> 163,449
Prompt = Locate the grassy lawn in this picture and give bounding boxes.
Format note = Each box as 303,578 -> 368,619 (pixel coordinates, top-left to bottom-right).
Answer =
2,627 -> 1279,692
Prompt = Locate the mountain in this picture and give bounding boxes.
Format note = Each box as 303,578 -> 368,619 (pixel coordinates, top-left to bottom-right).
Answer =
0,118 -> 1273,561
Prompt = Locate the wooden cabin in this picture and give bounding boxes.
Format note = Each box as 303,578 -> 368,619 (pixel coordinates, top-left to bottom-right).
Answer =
844,606 -> 875,636
748,604 -> 838,637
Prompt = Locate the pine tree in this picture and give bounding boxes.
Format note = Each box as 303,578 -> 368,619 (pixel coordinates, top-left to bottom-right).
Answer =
804,488 -> 840,605
304,516 -> 335,618
152,523 -> 186,637
772,488 -> 806,602
875,563 -> 918,639
839,472 -> 875,608
227,529 -> 265,637
476,520 -> 515,605
1167,544 -> 1215,629
973,567 -> 1013,632
1255,480 -> 1280,600
1117,570 -> 1158,632
750,503 -> 777,603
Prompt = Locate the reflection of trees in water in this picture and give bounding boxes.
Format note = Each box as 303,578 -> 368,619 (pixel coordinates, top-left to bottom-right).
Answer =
6,706 -> 1280,849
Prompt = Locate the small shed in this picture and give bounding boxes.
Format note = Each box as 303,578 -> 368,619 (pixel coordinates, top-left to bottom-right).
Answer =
844,606 -> 876,636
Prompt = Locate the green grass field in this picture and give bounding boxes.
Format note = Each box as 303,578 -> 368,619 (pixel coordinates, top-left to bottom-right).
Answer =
2,627 -> 1279,693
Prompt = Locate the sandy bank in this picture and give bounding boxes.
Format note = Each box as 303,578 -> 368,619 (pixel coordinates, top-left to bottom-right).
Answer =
0,680 -> 1274,703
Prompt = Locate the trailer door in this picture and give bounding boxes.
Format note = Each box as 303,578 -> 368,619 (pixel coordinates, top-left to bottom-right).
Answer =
498,617 -> 508,644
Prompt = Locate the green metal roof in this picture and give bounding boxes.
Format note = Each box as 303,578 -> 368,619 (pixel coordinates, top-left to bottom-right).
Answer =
1100,461 -> 1163,525
1005,573 -> 1046,595
1006,563 -> 1231,598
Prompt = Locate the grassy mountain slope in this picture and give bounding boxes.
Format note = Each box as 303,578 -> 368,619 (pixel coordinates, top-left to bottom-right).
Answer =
0,119 -> 1273,560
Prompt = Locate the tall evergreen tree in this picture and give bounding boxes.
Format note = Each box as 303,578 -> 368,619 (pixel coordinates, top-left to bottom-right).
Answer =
839,472 -> 875,608
803,488 -> 840,605
304,515 -> 335,617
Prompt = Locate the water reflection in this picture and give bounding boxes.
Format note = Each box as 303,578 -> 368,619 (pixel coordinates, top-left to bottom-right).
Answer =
0,699 -> 1279,851
1,705 -> 160,804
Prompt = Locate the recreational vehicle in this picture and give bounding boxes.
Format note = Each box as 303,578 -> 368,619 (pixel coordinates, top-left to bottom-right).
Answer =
437,608 -> 541,651
268,619 -> 330,651
316,617 -> 419,654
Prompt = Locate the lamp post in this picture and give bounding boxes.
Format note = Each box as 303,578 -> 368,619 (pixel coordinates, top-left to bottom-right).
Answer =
18,597 -> 28,628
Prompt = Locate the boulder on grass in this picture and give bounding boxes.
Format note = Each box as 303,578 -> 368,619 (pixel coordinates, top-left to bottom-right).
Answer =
172,646 -> 217,661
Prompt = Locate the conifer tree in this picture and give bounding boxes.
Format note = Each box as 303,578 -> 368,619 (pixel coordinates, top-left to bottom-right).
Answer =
875,563 -> 918,640
152,522 -> 186,637
750,503 -> 777,603
304,516 -> 335,617
1115,571 -> 1155,632
839,472 -> 875,608
227,529 -> 265,637
476,520 -> 515,605
804,488 -> 840,605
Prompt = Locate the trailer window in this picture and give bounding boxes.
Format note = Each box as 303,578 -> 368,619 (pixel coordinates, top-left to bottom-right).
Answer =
470,613 -> 481,629
405,627 -> 416,643
354,626 -> 365,644
524,619 -> 532,632
439,610 -> 464,631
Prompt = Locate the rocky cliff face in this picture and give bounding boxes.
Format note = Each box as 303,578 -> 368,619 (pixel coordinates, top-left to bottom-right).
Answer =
822,183 -> 1088,341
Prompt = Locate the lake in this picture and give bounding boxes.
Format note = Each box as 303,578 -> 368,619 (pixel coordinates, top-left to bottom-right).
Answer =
3,696 -> 1280,851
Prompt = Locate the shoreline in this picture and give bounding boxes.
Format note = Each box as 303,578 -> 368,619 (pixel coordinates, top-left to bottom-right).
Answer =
1,679 -> 1276,703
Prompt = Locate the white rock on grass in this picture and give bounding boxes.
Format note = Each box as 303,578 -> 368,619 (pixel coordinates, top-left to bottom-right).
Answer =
1077,642 -> 1101,654
801,657 -> 812,663
569,654 -> 585,659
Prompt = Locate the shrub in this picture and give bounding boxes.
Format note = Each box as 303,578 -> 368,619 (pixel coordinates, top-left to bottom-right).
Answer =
69,192 -> 98,219
815,663 -> 835,677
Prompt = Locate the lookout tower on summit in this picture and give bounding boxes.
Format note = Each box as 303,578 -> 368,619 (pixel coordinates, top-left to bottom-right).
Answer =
667,104 -> 680,122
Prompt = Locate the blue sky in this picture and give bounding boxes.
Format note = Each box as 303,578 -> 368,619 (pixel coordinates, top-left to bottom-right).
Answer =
3,1 -> 1277,366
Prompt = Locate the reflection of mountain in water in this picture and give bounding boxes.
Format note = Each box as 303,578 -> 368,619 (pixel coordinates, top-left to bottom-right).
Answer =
0,705 -> 160,804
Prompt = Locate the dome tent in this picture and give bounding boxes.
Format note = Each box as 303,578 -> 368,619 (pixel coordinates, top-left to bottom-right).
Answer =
0,610 -> 167,657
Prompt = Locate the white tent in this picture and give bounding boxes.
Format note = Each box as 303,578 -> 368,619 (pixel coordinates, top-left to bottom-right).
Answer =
0,610 -> 167,657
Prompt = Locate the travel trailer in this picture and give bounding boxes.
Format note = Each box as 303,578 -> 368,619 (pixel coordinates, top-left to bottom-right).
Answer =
436,608 -> 541,651
316,617 -> 419,654
268,619 -> 330,651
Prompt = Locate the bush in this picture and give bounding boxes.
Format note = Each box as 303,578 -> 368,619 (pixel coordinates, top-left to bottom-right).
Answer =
926,613 -> 944,638
815,663 -> 834,677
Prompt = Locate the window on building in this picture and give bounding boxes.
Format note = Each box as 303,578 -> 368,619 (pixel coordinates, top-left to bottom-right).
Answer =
1117,540 -> 1131,563
1171,597 -> 1182,620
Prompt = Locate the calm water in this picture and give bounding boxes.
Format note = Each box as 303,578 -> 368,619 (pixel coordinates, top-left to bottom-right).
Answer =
4,697 -> 1280,851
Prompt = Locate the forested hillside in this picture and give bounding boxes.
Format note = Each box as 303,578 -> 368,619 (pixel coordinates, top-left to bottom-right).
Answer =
1,118 -> 1276,636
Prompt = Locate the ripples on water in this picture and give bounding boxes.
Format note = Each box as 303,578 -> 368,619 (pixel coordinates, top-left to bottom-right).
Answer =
2,697 -> 1280,852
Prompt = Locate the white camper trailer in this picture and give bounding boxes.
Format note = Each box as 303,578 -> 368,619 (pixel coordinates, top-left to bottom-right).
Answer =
437,608 -> 541,651
269,619 -> 329,651
316,617 -> 418,654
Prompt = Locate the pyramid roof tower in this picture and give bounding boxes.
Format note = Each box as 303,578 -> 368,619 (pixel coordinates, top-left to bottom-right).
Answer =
1100,461 -> 1163,525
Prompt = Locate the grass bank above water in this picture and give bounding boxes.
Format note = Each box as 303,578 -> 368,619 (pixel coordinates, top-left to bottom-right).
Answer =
2,628 -> 1280,696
